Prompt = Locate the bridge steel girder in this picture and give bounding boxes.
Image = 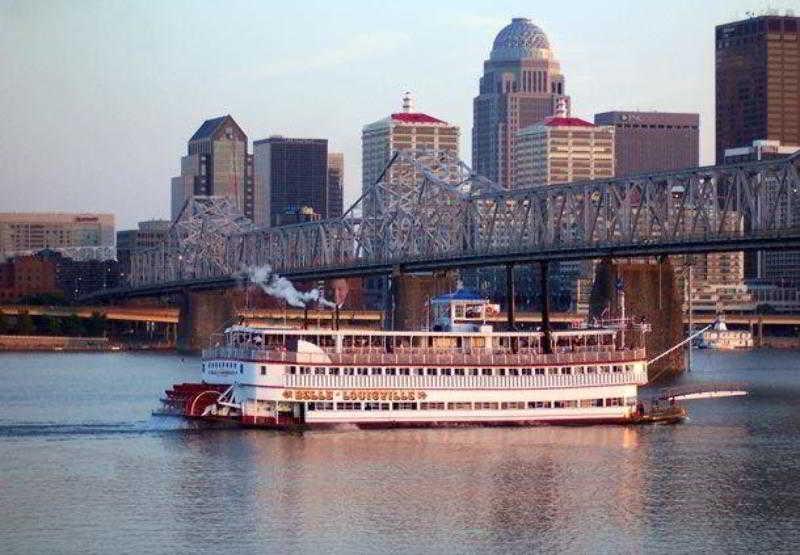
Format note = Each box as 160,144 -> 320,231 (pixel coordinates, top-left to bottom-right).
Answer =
111,150 -> 800,300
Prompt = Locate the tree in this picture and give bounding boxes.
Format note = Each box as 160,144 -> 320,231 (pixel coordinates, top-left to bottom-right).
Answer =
45,315 -> 63,336
17,311 -> 35,335
63,313 -> 85,337
85,312 -> 107,337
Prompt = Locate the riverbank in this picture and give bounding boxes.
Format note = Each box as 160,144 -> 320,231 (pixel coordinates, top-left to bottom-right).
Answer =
0,334 -> 173,352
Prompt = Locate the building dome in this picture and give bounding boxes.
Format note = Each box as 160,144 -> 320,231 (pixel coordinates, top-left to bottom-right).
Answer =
490,17 -> 551,62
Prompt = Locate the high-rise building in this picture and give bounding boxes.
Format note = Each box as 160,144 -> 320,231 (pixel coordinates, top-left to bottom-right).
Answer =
514,104 -> 615,187
171,115 -> 264,225
362,92 -> 459,194
327,152 -> 345,219
361,93 -> 460,309
593,111 -> 699,176
253,137 -> 328,227
716,14 -> 800,163
514,107 -> 614,308
0,213 -> 115,261
473,18 -> 569,187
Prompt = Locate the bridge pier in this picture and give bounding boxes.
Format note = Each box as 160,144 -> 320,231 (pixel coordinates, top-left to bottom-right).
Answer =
390,271 -> 456,331
177,289 -> 240,353
589,258 -> 683,382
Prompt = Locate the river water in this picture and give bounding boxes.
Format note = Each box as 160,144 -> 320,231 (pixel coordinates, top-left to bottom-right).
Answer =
0,350 -> 798,553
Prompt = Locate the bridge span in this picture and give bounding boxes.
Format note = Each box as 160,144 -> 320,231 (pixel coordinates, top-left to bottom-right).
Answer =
103,149 -> 800,298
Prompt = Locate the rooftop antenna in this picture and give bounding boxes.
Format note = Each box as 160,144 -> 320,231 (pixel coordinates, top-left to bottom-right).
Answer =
401,91 -> 414,113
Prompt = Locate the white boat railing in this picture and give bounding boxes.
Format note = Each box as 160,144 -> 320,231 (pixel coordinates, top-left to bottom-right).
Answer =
202,346 -> 646,368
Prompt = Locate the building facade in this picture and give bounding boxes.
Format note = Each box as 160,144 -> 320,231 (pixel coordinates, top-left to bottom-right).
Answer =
514,109 -> 615,187
362,93 -> 459,195
593,111 -> 699,176
716,14 -> 800,163
473,18 -> 570,187
116,219 -> 170,280
171,115 -> 264,225
327,152 -> 345,219
0,213 -> 115,261
253,137 -> 328,227
0,255 -> 59,303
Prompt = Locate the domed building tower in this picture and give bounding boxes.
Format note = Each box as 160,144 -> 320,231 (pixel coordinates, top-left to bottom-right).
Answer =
472,18 -> 570,188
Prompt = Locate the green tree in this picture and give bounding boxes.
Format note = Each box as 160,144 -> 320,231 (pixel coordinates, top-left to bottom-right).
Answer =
17,311 -> 35,335
63,313 -> 85,337
45,315 -> 63,336
85,312 -> 107,337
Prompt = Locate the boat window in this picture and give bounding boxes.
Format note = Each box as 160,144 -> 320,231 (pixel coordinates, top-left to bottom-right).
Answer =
399,368 -> 410,376
336,402 -> 362,410
426,368 -> 437,376
497,368 -> 506,376
535,368 -> 545,375
454,368 -> 465,376
288,366 -> 297,375
587,366 -> 597,374
315,367 -> 326,375
528,401 -> 552,409
371,368 -> 382,375
501,402 -> 525,410
385,368 -> 396,376
343,368 -> 355,376
606,397 -> 623,406
300,367 -> 312,375
414,368 -> 424,376
357,368 -> 368,376
521,368 -> 532,376
574,366 -> 585,374
392,402 -> 417,410
508,368 -> 519,376
481,368 -> 492,376
469,368 -> 479,376
448,402 -> 472,410
548,368 -> 558,375
613,365 -> 623,373
260,366 -> 266,376
475,402 -> 499,410
420,402 -> 445,410
329,367 -> 339,375
601,366 -> 611,373
441,368 -> 452,376
560,367 -> 571,375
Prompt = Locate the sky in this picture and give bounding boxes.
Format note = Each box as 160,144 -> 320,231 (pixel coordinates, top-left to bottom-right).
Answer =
0,0 -> 775,229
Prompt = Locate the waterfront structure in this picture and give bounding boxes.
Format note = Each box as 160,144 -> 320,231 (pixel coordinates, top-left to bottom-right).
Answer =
0,213 -> 115,261
473,17 -> 570,187
593,111 -> 699,176
171,115 -> 264,225
253,137 -> 328,227
716,14 -> 800,163
0,255 -> 59,302
327,153 -> 345,219
361,94 -> 459,308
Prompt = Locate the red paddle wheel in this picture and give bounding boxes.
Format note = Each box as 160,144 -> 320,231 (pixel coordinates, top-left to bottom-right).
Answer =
159,383 -> 229,417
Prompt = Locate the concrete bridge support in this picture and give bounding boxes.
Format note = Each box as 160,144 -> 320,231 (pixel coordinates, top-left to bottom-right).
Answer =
390,271 -> 457,331
589,258 -> 684,382
177,289 -> 241,353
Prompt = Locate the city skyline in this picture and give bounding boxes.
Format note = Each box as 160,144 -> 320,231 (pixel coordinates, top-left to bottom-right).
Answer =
1,0 -> 770,228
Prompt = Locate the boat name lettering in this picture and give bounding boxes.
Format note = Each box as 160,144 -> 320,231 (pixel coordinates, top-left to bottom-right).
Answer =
283,390 -> 427,401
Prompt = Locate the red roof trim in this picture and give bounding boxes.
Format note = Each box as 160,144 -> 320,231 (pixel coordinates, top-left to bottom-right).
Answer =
391,112 -> 446,124
544,117 -> 596,127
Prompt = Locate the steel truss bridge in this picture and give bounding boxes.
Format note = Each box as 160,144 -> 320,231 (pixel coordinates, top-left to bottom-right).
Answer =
120,149 -> 800,297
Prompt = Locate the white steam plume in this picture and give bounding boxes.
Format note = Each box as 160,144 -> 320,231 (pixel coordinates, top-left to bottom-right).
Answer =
244,265 -> 337,309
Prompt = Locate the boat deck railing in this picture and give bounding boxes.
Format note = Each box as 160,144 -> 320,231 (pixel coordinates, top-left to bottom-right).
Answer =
203,346 -> 646,367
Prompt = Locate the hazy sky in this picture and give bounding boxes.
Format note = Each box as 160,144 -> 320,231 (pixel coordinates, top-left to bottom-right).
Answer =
1,0 -> 768,229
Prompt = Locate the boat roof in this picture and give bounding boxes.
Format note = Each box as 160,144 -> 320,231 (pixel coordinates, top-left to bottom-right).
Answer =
430,289 -> 486,303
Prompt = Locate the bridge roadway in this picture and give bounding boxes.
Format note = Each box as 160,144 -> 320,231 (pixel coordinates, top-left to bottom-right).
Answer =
7,305 -> 800,329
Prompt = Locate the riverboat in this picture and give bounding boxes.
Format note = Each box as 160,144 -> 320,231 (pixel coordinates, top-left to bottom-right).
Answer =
698,316 -> 753,350
159,291 -> 676,430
